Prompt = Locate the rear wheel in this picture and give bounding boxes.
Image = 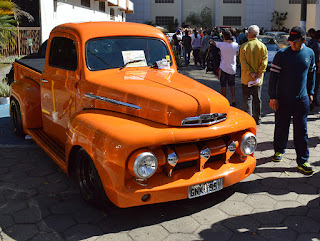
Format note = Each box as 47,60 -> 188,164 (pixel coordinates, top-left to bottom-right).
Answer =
10,99 -> 25,137
75,148 -> 110,209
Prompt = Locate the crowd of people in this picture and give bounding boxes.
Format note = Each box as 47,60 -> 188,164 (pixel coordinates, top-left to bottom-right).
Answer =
171,24 -> 320,175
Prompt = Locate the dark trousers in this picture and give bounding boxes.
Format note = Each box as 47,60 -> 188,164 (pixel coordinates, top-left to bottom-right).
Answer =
184,48 -> 191,65
242,84 -> 262,123
313,74 -> 320,105
193,48 -> 201,65
274,96 -> 310,165
201,49 -> 208,67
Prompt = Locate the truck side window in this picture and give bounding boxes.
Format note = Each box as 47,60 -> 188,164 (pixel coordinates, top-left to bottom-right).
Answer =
49,37 -> 77,71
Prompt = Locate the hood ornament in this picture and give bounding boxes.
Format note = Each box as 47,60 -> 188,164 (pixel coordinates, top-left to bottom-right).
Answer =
181,113 -> 227,126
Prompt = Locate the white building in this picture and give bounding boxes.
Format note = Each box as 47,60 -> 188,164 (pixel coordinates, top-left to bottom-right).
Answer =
127,0 -> 320,31
126,0 -> 150,23
40,0 -> 134,42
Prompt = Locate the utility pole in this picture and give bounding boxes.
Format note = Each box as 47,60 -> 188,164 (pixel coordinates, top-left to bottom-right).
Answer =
300,0 -> 307,31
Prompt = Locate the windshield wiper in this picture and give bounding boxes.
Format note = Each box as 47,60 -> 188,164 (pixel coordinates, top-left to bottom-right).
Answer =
87,51 -> 114,69
120,59 -> 145,70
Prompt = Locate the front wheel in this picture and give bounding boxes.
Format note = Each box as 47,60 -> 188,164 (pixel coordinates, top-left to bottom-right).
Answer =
10,99 -> 25,137
75,148 -> 110,209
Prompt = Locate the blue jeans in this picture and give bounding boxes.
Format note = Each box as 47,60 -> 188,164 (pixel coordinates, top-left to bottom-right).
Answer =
313,74 -> 320,105
273,95 -> 310,165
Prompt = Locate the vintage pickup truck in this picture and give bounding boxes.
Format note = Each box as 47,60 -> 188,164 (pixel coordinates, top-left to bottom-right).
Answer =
10,22 -> 257,208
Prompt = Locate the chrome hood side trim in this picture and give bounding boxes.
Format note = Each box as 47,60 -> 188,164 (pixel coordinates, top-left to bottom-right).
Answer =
85,93 -> 142,110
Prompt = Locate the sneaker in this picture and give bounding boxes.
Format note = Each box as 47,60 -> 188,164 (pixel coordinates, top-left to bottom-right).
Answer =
297,163 -> 314,174
272,152 -> 283,162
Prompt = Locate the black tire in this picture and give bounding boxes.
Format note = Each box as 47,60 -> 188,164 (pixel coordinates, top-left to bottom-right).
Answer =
75,148 -> 110,209
10,99 -> 25,137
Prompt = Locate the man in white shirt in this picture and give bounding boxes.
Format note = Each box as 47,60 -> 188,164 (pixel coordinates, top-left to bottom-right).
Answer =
213,30 -> 239,106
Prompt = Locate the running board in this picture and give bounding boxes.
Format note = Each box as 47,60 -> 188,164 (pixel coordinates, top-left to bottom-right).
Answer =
27,128 -> 67,172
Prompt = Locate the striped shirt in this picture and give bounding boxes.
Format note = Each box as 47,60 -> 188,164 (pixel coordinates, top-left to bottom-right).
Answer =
268,44 -> 316,101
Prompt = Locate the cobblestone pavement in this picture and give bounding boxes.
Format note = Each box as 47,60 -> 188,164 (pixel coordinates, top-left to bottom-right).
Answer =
0,65 -> 319,241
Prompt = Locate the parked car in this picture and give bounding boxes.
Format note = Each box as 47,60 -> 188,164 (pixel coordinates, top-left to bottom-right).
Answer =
10,22 -> 257,208
257,35 -> 280,68
165,33 -> 174,43
264,31 -> 287,40
277,35 -> 311,49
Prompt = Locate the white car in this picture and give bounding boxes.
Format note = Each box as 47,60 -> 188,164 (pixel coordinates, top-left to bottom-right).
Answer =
264,31 -> 287,41
258,35 -> 280,69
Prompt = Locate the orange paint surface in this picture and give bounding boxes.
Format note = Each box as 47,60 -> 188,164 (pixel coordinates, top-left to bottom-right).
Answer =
10,22 -> 257,208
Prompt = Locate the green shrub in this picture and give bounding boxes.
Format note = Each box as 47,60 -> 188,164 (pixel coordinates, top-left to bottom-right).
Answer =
0,80 -> 10,97
170,42 -> 180,66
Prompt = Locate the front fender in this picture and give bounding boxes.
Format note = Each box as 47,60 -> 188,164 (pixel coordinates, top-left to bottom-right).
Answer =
65,108 -> 256,206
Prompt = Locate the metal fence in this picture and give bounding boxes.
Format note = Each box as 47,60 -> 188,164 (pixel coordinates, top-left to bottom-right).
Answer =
0,27 -> 41,57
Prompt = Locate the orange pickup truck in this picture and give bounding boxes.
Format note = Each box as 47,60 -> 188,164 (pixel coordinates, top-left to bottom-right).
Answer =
10,22 -> 257,208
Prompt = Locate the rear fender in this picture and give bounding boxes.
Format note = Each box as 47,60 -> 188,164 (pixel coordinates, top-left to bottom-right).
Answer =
10,77 -> 42,132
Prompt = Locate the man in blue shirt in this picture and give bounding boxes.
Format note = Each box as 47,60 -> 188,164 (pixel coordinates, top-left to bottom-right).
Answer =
268,26 -> 316,174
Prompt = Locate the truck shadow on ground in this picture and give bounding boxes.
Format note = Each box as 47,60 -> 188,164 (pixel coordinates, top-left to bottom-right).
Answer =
0,146 -> 240,241
1,145 -> 319,240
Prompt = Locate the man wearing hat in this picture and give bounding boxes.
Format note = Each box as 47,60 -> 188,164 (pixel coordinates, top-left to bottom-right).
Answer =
268,26 -> 316,174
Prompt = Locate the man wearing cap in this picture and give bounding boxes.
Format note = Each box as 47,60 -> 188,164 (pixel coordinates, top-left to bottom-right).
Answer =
269,26 -> 316,174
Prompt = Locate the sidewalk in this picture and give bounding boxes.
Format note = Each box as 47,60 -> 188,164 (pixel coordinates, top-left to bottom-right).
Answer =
0,66 -> 319,241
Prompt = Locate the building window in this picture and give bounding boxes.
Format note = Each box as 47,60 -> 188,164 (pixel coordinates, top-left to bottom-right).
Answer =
223,0 -> 242,3
289,0 -> 316,3
155,0 -> 174,3
223,16 -> 241,26
99,2 -> 105,12
81,0 -> 90,7
110,8 -> 115,21
156,16 -> 174,26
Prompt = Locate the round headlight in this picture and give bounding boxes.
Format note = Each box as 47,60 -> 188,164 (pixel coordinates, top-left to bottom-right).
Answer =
240,133 -> 257,155
133,152 -> 158,179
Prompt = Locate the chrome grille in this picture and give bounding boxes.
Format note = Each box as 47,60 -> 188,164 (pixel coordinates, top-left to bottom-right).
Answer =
181,113 -> 227,126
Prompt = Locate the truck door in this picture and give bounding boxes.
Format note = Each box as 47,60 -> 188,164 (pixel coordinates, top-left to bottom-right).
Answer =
41,34 -> 80,146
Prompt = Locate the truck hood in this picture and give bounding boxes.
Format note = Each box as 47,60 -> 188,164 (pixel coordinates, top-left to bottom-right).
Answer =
82,68 -> 230,126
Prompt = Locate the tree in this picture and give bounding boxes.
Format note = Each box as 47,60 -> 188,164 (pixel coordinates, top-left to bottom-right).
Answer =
167,18 -> 178,33
0,0 -> 33,48
185,12 -> 201,27
186,7 -> 213,28
0,14 -> 17,48
271,11 -> 288,31
200,7 -> 212,29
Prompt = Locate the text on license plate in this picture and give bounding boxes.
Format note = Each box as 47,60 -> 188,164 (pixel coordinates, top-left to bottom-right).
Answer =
188,178 -> 223,199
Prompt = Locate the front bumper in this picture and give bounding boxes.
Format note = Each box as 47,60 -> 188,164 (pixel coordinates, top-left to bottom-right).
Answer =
109,154 -> 256,208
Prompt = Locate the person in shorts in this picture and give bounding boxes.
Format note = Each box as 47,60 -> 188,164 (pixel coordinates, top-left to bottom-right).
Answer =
213,30 -> 239,106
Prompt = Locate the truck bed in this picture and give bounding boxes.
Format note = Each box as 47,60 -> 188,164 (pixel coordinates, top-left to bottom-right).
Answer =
16,57 -> 45,74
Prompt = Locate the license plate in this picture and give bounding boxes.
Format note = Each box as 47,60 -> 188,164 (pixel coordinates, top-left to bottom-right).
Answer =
188,178 -> 223,199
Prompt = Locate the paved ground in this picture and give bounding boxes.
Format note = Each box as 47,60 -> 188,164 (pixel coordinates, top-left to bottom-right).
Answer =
0,65 -> 319,241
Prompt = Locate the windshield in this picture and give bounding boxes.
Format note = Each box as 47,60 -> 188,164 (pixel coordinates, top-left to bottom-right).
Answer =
258,37 -> 275,45
85,37 -> 172,71
258,38 -> 278,51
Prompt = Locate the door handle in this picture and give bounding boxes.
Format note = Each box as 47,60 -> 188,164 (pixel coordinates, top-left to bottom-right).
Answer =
41,79 -> 48,83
